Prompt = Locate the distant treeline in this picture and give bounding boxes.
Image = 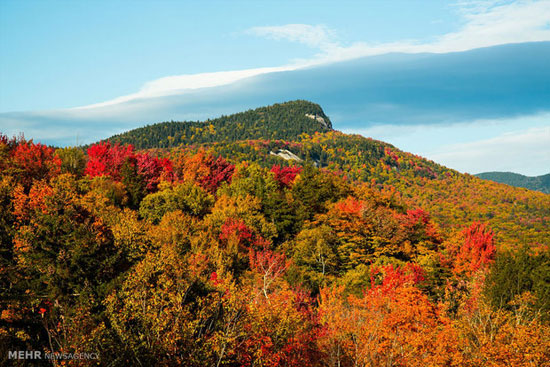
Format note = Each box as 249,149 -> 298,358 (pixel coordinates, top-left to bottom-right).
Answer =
476,171 -> 550,194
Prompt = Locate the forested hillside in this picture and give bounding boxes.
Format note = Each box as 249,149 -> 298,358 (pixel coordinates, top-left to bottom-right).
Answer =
476,171 -> 550,194
1,101 -> 549,366
107,100 -> 332,149
151,131 -> 549,249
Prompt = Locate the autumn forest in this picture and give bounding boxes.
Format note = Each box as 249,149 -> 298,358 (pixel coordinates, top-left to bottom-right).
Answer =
1,101 -> 549,366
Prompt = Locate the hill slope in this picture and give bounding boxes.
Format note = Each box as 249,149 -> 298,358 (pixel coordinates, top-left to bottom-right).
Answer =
104,100 -> 549,248
181,132 -> 549,249
106,100 -> 332,149
476,171 -> 550,194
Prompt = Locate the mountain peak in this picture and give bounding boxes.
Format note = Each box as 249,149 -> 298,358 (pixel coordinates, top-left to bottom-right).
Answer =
106,100 -> 332,149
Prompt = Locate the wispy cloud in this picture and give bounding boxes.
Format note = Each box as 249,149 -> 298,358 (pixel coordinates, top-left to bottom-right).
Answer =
247,24 -> 339,51
249,0 -> 550,63
440,0 -> 550,50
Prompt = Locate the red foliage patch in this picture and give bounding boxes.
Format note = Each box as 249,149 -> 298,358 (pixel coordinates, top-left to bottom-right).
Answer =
453,222 -> 496,276
12,140 -> 61,188
219,218 -> 268,250
270,165 -> 302,188
85,142 -> 171,192
369,263 -> 426,295
199,155 -> 235,193
399,208 -> 441,243
85,141 -> 134,180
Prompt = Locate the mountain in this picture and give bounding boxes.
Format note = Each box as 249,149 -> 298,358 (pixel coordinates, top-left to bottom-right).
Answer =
102,100 -> 549,249
475,171 -> 550,193
106,100 -> 332,149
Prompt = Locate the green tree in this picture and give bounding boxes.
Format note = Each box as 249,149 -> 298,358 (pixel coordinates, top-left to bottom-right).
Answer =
139,181 -> 214,223
484,246 -> 550,320
55,146 -> 87,176
291,164 -> 350,222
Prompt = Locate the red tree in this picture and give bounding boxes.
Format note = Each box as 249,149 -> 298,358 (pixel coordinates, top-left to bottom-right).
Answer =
12,140 -> 61,189
453,222 -> 496,276
270,165 -> 302,188
200,155 -> 235,193
85,142 -> 170,192
172,151 -> 234,193
369,263 -> 426,296
399,208 -> 441,244
85,141 -> 134,180
135,153 -> 172,191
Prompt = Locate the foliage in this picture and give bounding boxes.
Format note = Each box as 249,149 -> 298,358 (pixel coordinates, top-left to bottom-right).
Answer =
1,102 -> 549,366
56,146 -> 87,176
484,246 -> 550,320
139,181 -> 214,223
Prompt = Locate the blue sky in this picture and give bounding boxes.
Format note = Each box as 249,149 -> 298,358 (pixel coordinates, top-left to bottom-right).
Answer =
0,0 -> 460,112
1,0 -> 549,175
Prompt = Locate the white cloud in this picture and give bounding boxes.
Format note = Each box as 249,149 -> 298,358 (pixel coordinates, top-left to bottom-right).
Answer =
429,126 -> 550,176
